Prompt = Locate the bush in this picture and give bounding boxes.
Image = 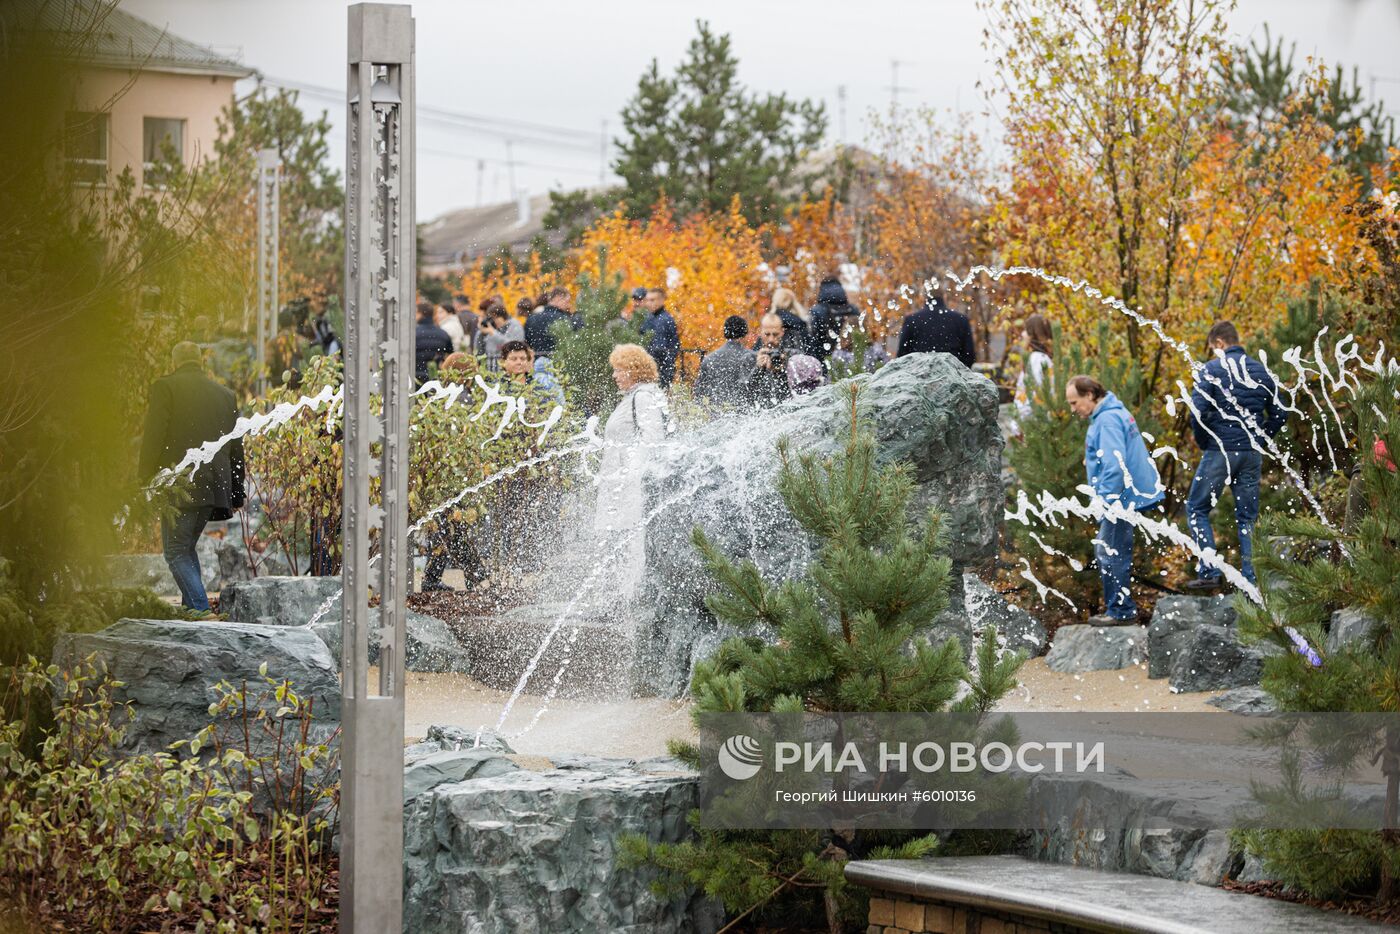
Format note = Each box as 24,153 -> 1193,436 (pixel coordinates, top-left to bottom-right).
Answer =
0,657 -> 338,931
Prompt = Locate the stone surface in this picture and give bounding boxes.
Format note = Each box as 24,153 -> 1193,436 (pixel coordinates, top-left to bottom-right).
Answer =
847,856 -> 1389,932
221,575 -> 343,627
451,603 -> 634,699
1168,625 -> 1267,694
634,353 -> 1003,697
1326,607 -> 1381,655
402,749 -> 518,803
1206,687 -> 1278,716
964,573 -> 1049,657
402,757 -> 723,933
311,608 -> 470,674
1147,595 -> 1237,680
1044,625 -> 1147,673
105,553 -> 182,599
423,724 -> 515,754
52,618 -> 340,756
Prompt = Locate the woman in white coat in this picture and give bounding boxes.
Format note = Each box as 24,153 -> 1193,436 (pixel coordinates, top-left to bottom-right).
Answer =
594,344 -> 668,596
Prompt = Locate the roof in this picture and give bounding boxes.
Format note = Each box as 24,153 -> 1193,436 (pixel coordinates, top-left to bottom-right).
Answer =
4,0 -> 255,78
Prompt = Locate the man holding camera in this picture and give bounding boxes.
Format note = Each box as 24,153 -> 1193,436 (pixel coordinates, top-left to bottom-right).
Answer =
746,313 -> 795,408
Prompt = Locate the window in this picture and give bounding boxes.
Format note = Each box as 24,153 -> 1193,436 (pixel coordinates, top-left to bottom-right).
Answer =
142,117 -> 185,187
65,111 -> 108,186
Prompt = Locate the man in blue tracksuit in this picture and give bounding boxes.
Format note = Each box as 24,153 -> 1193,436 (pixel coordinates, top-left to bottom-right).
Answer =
1067,375 -> 1164,624
1184,321 -> 1285,590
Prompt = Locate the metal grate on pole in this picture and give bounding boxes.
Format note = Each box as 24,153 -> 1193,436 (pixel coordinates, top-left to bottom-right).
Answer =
341,5 -> 414,933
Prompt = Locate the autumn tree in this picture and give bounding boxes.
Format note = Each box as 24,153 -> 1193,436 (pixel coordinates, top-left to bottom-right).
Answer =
612,20 -> 826,226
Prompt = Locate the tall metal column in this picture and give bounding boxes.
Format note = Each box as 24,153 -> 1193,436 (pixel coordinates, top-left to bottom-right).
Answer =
255,147 -> 280,394
341,5 -> 414,933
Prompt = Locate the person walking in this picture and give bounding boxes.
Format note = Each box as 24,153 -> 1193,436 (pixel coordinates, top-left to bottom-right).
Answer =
806,277 -> 855,364
1183,320 -> 1285,590
1066,375 -> 1164,624
139,342 -> 245,612
638,287 -> 680,388
896,290 -> 976,366
595,344 -> 668,598
694,315 -> 757,410
415,300 -> 454,386
1013,313 -> 1054,420
523,287 -> 578,360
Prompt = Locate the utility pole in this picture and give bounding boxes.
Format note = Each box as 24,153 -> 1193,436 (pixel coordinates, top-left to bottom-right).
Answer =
342,4 -> 413,933
886,59 -> 914,113
475,158 -> 484,206
254,148 -> 280,395
836,84 -> 847,143
505,138 -> 516,199
599,118 -> 608,185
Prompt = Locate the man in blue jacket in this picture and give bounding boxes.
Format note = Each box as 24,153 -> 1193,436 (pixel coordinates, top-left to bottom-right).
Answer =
639,287 -> 680,388
1184,321 -> 1285,590
1067,375 -> 1164,624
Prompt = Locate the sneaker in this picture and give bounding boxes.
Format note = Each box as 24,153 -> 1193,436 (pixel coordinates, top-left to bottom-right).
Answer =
1086,613 -> 1138,627
1183,577 -> 1222,593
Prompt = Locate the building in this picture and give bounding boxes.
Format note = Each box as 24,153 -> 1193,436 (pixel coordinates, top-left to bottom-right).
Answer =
18,0 -> 255,189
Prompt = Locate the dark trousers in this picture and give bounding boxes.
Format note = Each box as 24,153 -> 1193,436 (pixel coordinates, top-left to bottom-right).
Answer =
423,521 -> 486,589
162,506 -> 213,610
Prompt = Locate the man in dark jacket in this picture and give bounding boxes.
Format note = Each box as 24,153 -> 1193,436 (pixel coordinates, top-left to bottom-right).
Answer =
695,315 -> 757,410
415,300 -> 454,386
806,277 -> 856,363
1184,320 -> 1285,590
139,342 -> 244,611
895,291 -> 976,366
639,287 -> 680,388
746,314 -> 793,408
523,287 -> 579,359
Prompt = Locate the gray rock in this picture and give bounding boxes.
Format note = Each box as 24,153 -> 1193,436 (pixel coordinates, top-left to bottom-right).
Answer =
451,603 -> 634,699
634,353 -> 1003,697
1045,625 -> 1147,673
221,575 -> 343,627
1168,625 -> 1267,694
52,618 -> 340,757
964,573 -> 1049,657
403,759 -> 722,933
1147,595 -> 1238,680
311,609 -> 471,674
1206,687 -> 1278,716
403,749 -> 518,803
425,724 -> 515,754
1326,607 -> 1381,655
105,553 -> 180,598
404,740 -> 444,764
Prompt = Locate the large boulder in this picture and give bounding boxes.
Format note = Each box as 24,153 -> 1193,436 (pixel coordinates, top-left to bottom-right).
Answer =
1167,625 -> 1268,694
223,576 -> 470,674
1206,687 -> 1278,716
964,573 -> 1049,657
1045,625 -> 1147,673
52,618 -> 340,757
221,575 -> 343,627
1147,595 -> 1238,680
448,603 -> 635,699
1326,607 -> 1381,655
403,757 -> 723,933
633,353 -> 1003,697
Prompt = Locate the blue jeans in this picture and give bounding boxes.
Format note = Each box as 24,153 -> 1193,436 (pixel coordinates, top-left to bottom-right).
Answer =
1186,449 -> 1262,584
1095,515 -> 1140,620
162,506 -> 213,610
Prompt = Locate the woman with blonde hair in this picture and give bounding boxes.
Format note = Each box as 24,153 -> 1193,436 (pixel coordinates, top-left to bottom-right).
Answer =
594,344 -> 668,594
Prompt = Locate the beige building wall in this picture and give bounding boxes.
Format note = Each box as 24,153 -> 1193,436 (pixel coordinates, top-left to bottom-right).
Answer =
70,66 -> 239,188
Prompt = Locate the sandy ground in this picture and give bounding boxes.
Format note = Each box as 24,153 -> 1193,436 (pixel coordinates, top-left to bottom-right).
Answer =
395,656 -> 1222,760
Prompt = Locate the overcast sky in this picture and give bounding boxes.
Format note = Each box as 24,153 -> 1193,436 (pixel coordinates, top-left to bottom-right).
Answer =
123,0 -> 1400,220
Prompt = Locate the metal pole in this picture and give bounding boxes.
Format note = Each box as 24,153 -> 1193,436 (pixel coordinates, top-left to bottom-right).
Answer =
255,148 -> 280,394
342,5 -> 413,933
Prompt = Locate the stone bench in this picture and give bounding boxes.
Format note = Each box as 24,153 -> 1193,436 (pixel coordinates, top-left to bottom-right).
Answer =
847,855 -> 1392,933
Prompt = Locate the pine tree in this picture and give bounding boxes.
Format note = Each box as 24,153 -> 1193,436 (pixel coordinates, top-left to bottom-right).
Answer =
1235,373 -> 1400,904
621,389 -> 1022,930
548,250 -> 639,417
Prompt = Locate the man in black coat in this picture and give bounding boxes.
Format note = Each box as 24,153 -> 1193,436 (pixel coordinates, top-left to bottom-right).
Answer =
523,287 -> 580,360
415,300 -> 454,386
806,277 -> 857,363
139,342 -> 244,611
896,291 -> 976,366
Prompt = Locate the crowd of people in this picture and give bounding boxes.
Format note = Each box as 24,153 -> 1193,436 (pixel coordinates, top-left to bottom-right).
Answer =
141,269 -> 1301,628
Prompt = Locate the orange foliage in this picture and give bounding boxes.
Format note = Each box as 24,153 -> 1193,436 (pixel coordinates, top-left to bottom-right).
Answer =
768,188 -> 854,307
577,197 -> 767,352
456,250 -> 575,318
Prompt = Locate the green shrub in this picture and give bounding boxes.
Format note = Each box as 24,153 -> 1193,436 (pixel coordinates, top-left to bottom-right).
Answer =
0,657 -> 338,932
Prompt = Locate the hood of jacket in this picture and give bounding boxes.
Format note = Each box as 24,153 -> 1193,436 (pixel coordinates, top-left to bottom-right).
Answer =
816,279 -> 849,307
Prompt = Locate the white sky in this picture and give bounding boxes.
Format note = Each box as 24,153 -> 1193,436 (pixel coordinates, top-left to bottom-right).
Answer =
122,0 -> 1400,220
